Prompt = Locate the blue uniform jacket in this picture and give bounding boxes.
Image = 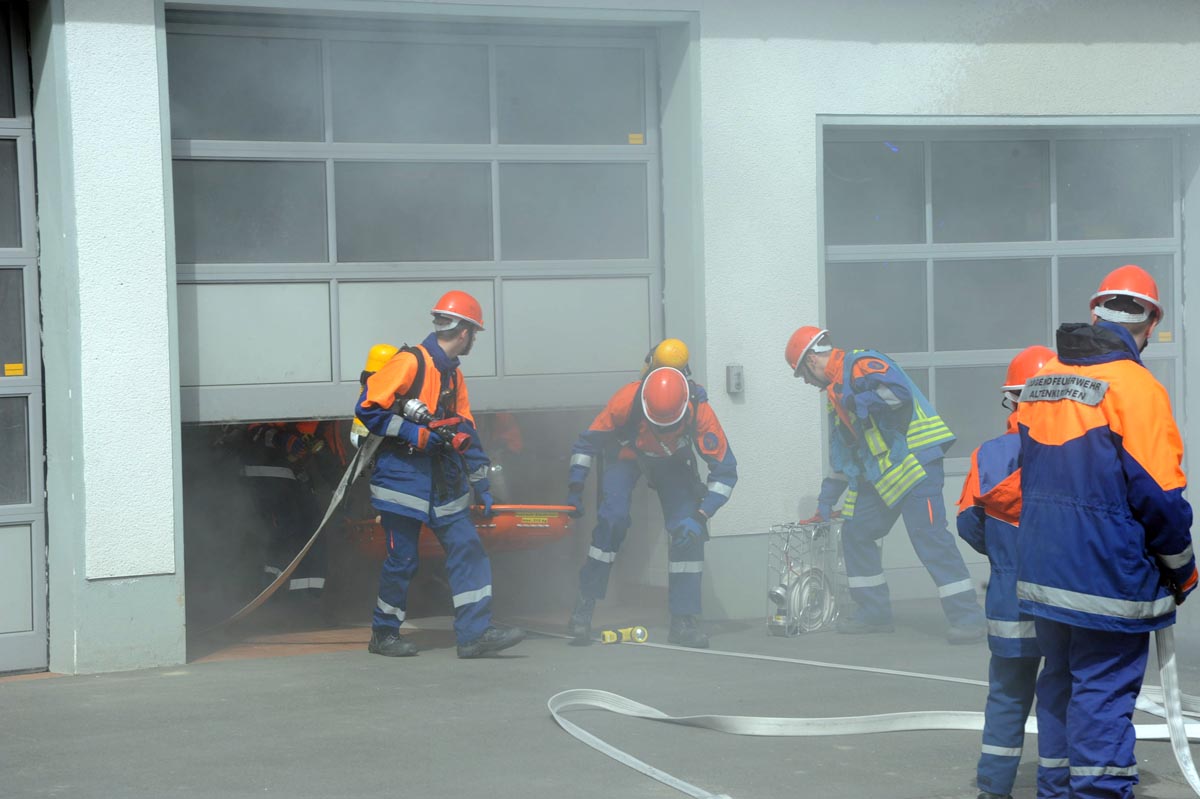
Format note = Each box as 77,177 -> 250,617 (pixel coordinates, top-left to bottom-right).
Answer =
958,418 -> 1040,658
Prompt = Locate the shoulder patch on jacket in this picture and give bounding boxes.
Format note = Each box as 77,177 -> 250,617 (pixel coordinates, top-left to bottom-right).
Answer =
1020,374 -> 1109,406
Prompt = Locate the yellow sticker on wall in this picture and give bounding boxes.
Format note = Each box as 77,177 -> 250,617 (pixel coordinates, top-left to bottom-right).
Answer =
4,362 -> 24,376
628,133 -> 645,145
1159,330 -> 1174,343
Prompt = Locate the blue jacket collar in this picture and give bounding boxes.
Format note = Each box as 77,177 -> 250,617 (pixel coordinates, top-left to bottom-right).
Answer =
421,332 -> 460,373
1056,321 -> 1143,367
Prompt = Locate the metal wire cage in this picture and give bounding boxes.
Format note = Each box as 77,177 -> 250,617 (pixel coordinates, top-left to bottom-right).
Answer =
767,520 -> 850,635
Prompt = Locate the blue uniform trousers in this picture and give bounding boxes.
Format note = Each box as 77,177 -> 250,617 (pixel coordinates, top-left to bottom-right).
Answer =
372,511 -> 492,644
579,458 -> 706,616
841,461 -> 983,627
1034,618 -> 1148,799
242,470 -> 326,594
977,654 -> 1039,796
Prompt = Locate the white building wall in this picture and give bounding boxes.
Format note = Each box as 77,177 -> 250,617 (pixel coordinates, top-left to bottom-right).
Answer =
34,0 -> 184,673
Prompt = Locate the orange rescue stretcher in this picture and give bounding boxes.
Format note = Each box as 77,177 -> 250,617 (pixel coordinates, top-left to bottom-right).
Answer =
345,504 -> 576,560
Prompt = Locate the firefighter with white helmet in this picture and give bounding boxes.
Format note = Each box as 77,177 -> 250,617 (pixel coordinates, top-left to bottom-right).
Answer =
354,290 -> 525,659
957,344 -> 1054,799
1016,265 -> 1195,798
565,364 -> 738,648
786,326 -> 986,644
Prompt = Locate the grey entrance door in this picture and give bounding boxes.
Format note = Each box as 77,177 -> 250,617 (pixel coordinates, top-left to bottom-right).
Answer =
0,5 -> 45,674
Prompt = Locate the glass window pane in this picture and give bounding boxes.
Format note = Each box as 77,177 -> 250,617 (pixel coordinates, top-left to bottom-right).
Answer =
1058,254 -> 1174,342
825,261 -> 927,353
0,139 -> 21,248
172,160 -> 328,264
335,162 -> 492,262
935,365 -> 1009,458
330,41 -> 489,144
932,140 -> 1049,242
908,368 -> 930,399
497,46 -> 645,145
1057,139 -> 1173,240
0,269 -> 23,371
824,141 -> 925,245
500,163 -> 647,260
0,395 -> 29,505
933,258 -> 1050,351
167,34 -> 324,142
0,10 -> 15,119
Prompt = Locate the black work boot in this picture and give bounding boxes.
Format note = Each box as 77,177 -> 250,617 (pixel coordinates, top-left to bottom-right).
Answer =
668,615 -> 709,648
457,626 -> 526,659
367,628 -> 418,657
835,616 -> 895,634
567,596 -> 596,646
977,792 -> 1013,799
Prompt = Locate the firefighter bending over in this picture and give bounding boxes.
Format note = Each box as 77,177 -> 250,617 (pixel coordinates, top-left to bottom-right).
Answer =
565,361 -> 737,648
787,326 -> 986,644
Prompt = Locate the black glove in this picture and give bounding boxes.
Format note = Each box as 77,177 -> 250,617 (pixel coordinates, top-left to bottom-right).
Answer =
566,482 -> 585,519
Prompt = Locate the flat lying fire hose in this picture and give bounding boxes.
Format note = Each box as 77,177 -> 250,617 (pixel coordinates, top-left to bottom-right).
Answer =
548,628 -> 1200,798
201,434 -> 382,634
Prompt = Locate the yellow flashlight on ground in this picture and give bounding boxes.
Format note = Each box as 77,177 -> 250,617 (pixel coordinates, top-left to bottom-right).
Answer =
599,626 -> 649,644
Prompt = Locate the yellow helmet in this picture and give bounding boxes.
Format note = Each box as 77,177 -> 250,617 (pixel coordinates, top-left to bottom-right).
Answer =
640,338 -> 691,378
363,343 -> 398,377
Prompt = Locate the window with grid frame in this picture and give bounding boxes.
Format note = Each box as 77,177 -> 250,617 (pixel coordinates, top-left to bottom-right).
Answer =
821,127 -> 1182,467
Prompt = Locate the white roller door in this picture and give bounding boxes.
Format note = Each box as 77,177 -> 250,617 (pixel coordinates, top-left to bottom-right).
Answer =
166,12 -> 664,422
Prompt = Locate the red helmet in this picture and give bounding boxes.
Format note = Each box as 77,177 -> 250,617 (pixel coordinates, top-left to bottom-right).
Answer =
641,367 -> 690,427
1090,265 -> 1163,324
1002,345 -> 1055,392
431,290 -> 485,331
785,326 -> 831,377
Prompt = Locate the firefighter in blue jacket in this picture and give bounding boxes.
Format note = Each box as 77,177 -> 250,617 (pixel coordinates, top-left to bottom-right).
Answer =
1017,265 -> 1196,799
957,345 -> 1054,799
565,365 -> 738,648
786,326 -> 986,643
355,290 -> 525,659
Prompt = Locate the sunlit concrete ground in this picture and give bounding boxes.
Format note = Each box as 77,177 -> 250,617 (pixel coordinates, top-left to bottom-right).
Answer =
4,595 -> 1200,799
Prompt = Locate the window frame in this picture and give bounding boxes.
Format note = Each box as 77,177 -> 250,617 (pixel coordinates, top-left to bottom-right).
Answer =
819,121 -> 1185,473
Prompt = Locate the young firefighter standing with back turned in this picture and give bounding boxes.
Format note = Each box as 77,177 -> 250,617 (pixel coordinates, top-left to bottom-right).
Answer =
957,345 -> 1054,799
1017,265 -> 1196,799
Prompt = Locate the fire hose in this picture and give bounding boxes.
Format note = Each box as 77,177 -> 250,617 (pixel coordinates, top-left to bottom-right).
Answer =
546,627 -> 1200,799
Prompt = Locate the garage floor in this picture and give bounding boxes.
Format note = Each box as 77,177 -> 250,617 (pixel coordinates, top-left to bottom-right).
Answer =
4,598 -> 1200,799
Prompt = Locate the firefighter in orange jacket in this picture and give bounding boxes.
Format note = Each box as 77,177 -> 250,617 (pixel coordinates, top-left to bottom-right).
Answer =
1017,265 -> 1196,799
957,345 -> 1053,799
355,291 -> 525,659
565,366 -> 738,648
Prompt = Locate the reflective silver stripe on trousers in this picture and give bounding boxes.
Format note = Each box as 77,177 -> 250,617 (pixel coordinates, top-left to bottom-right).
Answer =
376,597 -> 405,622
1018,580 -> 1177,620
385,415 -> 404,437
706,481 -> 733,498
470,464 -> 489,481
370,484 -> 429,513
453,585 -> 493,608
264,566 -> 282,576
1160,545 -> 1195,570
1070,765 -> 1138,777
988,619 -> 1037,639
570,453 -> 593,469
289,577 -> 325,591
242,465 -> 296,480
848,573 -> 887,588
434,492 -> 471,517
1040,757 -> 1070,769
937,578 -> 975,598
588,546 -> 616,563
981,744 -> 1022,757
667,561 -> 703,574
